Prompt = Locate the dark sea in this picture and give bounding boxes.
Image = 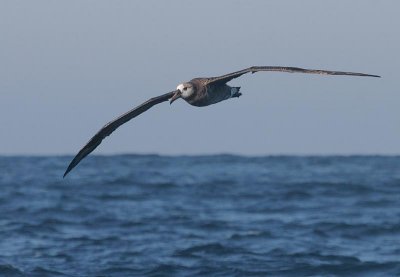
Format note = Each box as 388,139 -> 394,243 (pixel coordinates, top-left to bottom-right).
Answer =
0,155 -> 399,277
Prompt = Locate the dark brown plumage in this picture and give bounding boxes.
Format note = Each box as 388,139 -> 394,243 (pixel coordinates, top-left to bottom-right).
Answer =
64,66 -> 380,177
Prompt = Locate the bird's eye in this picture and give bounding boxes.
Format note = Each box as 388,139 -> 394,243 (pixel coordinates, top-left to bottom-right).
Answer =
183,87 -> 187,91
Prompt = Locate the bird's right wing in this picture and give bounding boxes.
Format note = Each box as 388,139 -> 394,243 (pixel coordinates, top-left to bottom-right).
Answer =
63,91 -> 176,177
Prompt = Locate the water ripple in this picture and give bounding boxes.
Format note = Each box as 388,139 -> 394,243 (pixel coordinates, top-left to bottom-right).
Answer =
0,155 -> 399,276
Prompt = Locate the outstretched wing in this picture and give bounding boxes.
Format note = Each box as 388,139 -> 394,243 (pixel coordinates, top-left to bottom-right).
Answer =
205,66 -> 380,85
63,91 -> 175,178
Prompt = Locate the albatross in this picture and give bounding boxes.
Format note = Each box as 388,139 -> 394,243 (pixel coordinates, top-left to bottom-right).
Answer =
63,66 -> 380,177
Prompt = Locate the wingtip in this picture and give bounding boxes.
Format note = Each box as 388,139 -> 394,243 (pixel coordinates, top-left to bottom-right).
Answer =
63,163 -> 74,178
63,169 -> 69,178
358,73 -> 381,78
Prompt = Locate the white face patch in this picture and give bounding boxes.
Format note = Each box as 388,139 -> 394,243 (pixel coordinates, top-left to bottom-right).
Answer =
177,84 -> 185,92
177,83 -> 194,98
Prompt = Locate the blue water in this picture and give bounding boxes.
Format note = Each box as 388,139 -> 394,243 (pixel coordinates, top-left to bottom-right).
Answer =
0,155 -> 399,276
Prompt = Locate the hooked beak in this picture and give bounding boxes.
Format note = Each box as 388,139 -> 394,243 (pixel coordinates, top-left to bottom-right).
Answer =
169,90 -> 182,104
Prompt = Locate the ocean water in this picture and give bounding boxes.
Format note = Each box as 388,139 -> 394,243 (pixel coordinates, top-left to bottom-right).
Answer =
0,155 -> 399,276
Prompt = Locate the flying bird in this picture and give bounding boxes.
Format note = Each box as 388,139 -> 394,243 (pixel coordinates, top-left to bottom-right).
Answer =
63,66 -> 380,177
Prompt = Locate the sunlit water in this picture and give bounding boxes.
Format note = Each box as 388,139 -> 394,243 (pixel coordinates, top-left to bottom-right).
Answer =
0,155 -> 399,276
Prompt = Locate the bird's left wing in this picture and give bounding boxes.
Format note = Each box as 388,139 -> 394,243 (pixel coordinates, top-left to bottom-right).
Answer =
63,91 -> 175,178
205,66 -> 380,85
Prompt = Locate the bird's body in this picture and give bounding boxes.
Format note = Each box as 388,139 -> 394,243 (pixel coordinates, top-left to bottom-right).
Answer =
181,78 -> 241,107
63,66 -> 380,177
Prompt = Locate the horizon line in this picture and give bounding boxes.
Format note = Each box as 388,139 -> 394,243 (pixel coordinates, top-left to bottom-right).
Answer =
1,152 -> 399,158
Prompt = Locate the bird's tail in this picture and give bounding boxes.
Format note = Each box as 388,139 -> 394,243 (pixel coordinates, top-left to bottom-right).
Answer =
231,87 -> 241,98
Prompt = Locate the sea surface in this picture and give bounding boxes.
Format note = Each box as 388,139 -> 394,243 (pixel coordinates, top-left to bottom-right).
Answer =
0,155 -> 399,276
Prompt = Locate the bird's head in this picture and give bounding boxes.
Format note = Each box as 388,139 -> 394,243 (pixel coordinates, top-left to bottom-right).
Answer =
170,82 -> 194,104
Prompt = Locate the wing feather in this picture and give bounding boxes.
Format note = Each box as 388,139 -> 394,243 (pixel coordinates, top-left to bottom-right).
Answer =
206,66 -> 380,85
63,91 -> 175,177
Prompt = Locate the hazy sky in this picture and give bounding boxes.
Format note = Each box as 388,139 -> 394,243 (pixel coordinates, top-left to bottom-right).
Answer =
1,1 -> 398,155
